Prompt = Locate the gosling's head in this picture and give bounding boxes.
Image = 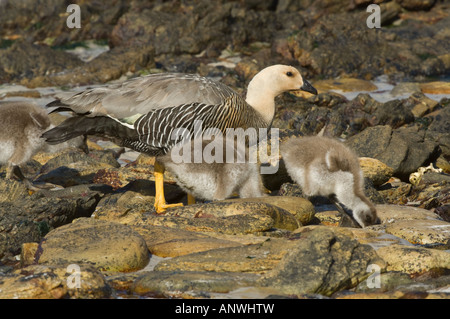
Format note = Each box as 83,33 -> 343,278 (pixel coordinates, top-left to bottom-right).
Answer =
352,200 -> 379,228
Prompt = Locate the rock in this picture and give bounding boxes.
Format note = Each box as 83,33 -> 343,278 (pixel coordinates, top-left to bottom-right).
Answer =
36,148 -> 120,187
223,196 -> 316,225
160,200 -> 302,233
0,1 -> 123,48
403,92 -> 440,118
20,242 -> 39,266
259,228 -> 385,296
378,181 -> 412,205
435,205 -> 450,223
375,204 -> 442,223
132,225 -> 244,257
110,2 -> 277,57
354,271 -> 414,293
359,157 -> 394,186
0,264 -> 112,299
425,107 -> 450,158
312,208 -> 379,228
154,238 -> 298,273
408,174 -> 450,210
277,93 -> 421,145
384,219 -> 450,248
0,184 -> 106,261
376,244 -> 450,276
295,224 -> 384,245
146,209 -> 275,235
337,290 -> 449,299
132,271 -> 261,298
346,125 -> 441,181
390,82 -> 421,97
396,0 -> 436,11
313,210 -> 343,227
36,218 -> 150,272
436,156 -> 450,174
278,177 -> 384,212
23,44 -> 155,88
277,182 -> 304,198
371,99 -> 415,129
380,1 -> 402,25
0,40 -> 83,84
0,178 -> 30,202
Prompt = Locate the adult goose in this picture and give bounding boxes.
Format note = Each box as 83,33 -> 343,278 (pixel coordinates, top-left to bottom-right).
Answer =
42,65 -> 317,213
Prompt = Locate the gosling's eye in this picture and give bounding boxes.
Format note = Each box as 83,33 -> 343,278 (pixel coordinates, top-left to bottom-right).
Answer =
286,71 -> 293,77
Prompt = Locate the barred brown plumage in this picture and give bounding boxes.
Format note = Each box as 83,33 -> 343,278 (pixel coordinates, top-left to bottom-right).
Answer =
42,64 -> 317,213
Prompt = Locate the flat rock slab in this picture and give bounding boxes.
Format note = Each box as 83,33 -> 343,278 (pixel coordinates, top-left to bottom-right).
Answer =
376,244 -> 450,276
376,204 -> 442,223
132,271 -> 261,298
146,212 -> 274,235
36,218 -> 150,272
154,238 -> 298,273
385,219 -> 450,247
0,264 -> 112,299
162,200 -> 302,233
132,225 -> 245,257
222,196 -> 316,225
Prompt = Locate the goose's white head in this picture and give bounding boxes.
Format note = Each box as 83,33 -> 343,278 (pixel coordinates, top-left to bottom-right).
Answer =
246,65 -> 317,123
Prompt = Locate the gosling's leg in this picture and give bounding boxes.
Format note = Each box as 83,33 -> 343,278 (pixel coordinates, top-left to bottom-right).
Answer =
5,162 -> 42,192
154,160 -> 183,214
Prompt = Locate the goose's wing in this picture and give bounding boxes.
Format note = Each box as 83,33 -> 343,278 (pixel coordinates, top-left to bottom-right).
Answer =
49,73 -> 240,120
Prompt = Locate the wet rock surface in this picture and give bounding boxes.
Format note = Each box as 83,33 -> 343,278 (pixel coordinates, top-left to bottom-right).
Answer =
0,264 -> 112,299
0,0 -> 449,300
259,228 -> 385,296
2,133 -> 448,299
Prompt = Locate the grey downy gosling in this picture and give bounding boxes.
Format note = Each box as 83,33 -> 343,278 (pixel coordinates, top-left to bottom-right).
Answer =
158,136 -> 265,203
281,136 -> 378,228
0,101 -> 86,189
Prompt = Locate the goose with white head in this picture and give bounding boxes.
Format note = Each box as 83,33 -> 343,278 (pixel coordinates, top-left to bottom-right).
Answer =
43,65 -> 317,213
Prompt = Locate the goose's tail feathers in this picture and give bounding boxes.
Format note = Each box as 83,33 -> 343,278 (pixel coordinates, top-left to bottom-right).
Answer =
42,115 -> 138,145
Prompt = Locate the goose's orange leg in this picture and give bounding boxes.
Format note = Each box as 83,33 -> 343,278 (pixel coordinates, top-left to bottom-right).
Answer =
154,161 -> 183,213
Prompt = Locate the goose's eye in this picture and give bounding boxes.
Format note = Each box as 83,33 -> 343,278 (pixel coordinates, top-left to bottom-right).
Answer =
286,71 -> 293,77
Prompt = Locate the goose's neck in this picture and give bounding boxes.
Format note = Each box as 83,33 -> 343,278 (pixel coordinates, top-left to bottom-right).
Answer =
245,78 -> 277,125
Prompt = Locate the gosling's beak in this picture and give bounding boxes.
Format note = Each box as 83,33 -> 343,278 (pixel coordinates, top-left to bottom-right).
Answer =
300,80 -> 318,95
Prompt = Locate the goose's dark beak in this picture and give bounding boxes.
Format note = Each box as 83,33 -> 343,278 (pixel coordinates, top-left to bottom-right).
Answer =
300,80 -> 318,95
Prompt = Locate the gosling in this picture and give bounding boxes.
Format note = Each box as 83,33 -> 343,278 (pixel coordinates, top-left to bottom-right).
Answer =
0,101 -> 86,189
281,136 -> 378,228
158,136 -> 265,202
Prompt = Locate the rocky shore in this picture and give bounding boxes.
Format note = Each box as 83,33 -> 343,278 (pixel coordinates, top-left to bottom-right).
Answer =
1,85 -> 449,299
0,0 -> 449,299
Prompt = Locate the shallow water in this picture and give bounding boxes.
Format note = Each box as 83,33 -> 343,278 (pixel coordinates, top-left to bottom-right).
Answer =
330,77 -> 448,103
